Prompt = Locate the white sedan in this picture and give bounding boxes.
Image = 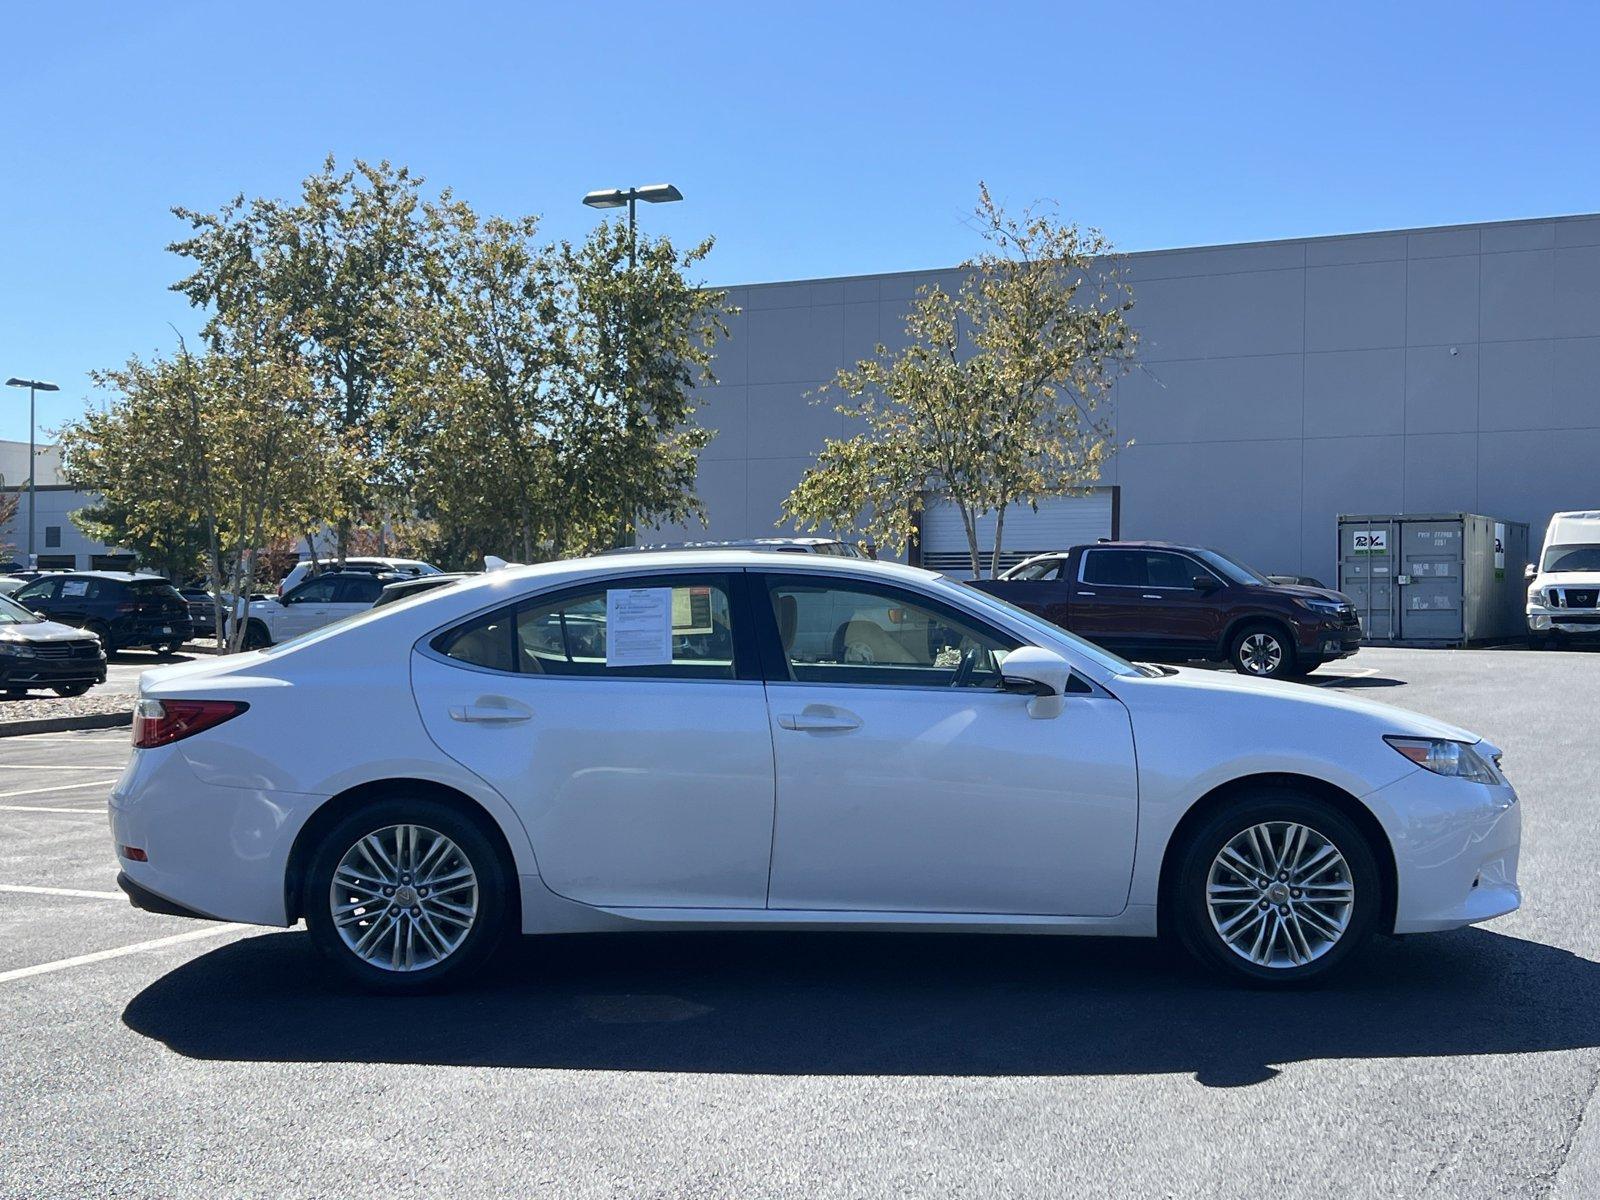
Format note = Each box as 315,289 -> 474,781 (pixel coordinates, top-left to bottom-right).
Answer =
110,551 -> 1521,991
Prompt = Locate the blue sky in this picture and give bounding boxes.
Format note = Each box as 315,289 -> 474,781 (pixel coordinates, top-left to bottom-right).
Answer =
4,0 -> 1598,442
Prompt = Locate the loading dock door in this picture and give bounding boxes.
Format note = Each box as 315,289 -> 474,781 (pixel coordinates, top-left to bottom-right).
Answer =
919,490 -> 1116,578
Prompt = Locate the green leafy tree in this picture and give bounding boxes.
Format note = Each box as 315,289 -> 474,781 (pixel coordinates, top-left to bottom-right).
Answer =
783,185 -> 1138,577
403,202 -> 729,562
62,323 -> 336,648
0,490 -> 18,562
168,156 -> 428,560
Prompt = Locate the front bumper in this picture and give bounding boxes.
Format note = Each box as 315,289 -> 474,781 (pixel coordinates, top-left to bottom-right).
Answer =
0,655 -> 107,688
1299,621 -> 1363,660
1363,767 -> 1521,934
109,743 -> 323,927
1528,607 -> 1600,635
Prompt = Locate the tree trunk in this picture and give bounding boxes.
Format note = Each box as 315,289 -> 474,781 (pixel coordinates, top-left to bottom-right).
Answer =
990,503 -> 1009,579
959,504 -> 982,580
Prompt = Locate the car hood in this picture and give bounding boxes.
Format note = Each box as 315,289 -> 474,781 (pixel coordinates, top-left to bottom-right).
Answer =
0,618 -> 98,644
1535,570 -> 1600,587
1266,583 -> 1353,605
1151,666 -> 1480,743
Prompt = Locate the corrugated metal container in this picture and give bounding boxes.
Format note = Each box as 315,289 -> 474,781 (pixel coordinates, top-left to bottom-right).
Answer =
1337,513 -> 1529,646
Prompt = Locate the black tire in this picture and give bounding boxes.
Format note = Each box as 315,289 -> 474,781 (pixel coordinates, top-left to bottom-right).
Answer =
85,621 -> 117,657
156,642 -> 182,656
52,683 -> 93,697
1173,788 -> 1381,987
2,688 -> 26,699
305,796 -> 512,993
241,621 -> 272,650
1229,622 -> 1297,679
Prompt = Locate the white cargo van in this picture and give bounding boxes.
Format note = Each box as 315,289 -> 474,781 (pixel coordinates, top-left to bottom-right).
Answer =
1526,510 -> 1600,644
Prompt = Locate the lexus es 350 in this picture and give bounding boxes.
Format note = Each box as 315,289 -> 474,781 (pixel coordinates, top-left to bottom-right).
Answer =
110,552 -> 1521,991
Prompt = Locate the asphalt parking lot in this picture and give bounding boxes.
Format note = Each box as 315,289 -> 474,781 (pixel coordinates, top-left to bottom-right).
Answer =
1,647 -> 1598,1199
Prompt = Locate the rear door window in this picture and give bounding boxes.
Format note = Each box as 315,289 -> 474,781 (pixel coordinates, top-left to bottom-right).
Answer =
1081,550 -> 1148,587
335,576 -> 386,605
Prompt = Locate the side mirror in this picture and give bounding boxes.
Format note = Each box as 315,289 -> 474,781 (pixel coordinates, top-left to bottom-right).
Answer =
1524,563 -> 1537,580
1192,574 -> 1221,592
999,646 -> 1074,719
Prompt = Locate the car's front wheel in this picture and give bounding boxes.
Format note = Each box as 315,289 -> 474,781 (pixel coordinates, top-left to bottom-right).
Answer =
1173,789 -> 1380,986
1228,623 -> 1296,679
52,683 -> 92,697
305,798 -> 511,992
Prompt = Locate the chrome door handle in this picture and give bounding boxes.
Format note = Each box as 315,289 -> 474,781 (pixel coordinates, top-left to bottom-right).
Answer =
1142,594 -> 1163,599
778,711 -> 861,733
450,702 -> 532,724
1076,591 -> 1096,597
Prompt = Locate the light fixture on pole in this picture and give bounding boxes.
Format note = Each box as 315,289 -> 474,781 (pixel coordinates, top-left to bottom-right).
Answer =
5,376 -> 60,568
582,183 -> 683,268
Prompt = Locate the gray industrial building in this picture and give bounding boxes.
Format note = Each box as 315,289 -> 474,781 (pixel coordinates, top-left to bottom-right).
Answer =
655,212 -> 1600,585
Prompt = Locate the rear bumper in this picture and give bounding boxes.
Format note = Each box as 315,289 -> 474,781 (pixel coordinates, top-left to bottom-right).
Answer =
116,617 -> 194,646
109,744 -> 322,928
116,870 -> 222,921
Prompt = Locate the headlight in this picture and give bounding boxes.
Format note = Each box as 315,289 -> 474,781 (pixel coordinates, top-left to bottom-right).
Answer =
1384,736 -> 1499,783
1294,597 -> 1347,617
0,640 -> 38,658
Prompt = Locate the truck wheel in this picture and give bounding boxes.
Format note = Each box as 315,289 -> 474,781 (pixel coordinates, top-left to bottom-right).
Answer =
242,621 -> 272,650
1229,623 -> 1296,679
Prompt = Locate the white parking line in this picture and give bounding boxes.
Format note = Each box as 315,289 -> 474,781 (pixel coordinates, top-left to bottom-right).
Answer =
0,764 -> 125,772
0,884 -> 123,900
0,924 -> 245,986
0,779 -> 120,800
0,804 -> 102,814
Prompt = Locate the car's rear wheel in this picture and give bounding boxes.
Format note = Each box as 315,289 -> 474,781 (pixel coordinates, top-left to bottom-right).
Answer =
1229,623 -> 1296,679
241,621 -> 272,650
1173,789 -> 1380,987
52,683 -> 92,697
305,797 -> 510,992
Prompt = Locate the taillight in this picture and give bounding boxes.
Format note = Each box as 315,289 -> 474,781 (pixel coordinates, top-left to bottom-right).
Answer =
132,698 -> 249,749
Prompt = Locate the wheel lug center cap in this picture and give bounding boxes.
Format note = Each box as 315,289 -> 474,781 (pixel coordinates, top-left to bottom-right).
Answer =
393,885 -> 419,908
1266,882 -> 1291,904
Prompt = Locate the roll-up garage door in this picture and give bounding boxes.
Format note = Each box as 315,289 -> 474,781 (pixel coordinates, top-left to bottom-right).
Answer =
918,488 -> 1117,578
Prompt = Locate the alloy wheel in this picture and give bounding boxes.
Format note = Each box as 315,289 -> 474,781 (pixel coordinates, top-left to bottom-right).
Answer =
1239,633 -> 1283,675
1205,821 -> 1354,968
329,824 -> 479,972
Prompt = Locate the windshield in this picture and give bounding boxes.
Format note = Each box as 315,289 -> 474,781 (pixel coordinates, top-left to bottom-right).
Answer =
936,575 -> 1141,677
1542,544 -> 1600,573
0,594 -> 43,625
1193,548 -> 1271,587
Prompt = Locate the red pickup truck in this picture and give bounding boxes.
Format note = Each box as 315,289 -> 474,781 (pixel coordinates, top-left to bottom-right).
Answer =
968,541 -> 1363,678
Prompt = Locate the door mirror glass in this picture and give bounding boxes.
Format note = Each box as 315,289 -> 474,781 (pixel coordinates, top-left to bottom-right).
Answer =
1192,574 -> 1221,592
1524,562 -> 1537,579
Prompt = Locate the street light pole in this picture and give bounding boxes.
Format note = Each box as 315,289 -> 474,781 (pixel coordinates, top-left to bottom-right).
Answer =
580,186 -> 684,549
5,376 -> 61,567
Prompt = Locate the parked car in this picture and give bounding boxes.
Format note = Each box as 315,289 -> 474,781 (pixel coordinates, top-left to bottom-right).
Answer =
9,571 -> 192,655
0,576 -> 27,597
276,556 -> 439,597
113,550 -> 1519,993
0,593 -> 107,697
177,586 -> 264,633
371,573 -> 473,609
233,570 -> 403,648
970,542 -> 1362,679
1525,509 -> 1600,646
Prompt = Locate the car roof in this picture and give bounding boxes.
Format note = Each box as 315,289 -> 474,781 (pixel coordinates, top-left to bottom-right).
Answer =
468,550 -> 935,591
37,570 -> 171,581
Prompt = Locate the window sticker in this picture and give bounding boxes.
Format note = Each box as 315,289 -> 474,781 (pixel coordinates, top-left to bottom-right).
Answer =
605,588 -> 673,668
62,579 -> 89,597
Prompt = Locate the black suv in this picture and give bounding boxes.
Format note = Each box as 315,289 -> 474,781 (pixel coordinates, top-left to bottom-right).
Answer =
10,571 -> 193,655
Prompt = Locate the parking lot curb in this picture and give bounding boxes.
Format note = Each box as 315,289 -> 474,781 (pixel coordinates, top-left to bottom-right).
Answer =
0,711 -> 133,739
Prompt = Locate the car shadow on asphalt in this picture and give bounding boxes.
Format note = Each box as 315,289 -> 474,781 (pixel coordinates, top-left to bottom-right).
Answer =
122,926 -> 1600,1087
